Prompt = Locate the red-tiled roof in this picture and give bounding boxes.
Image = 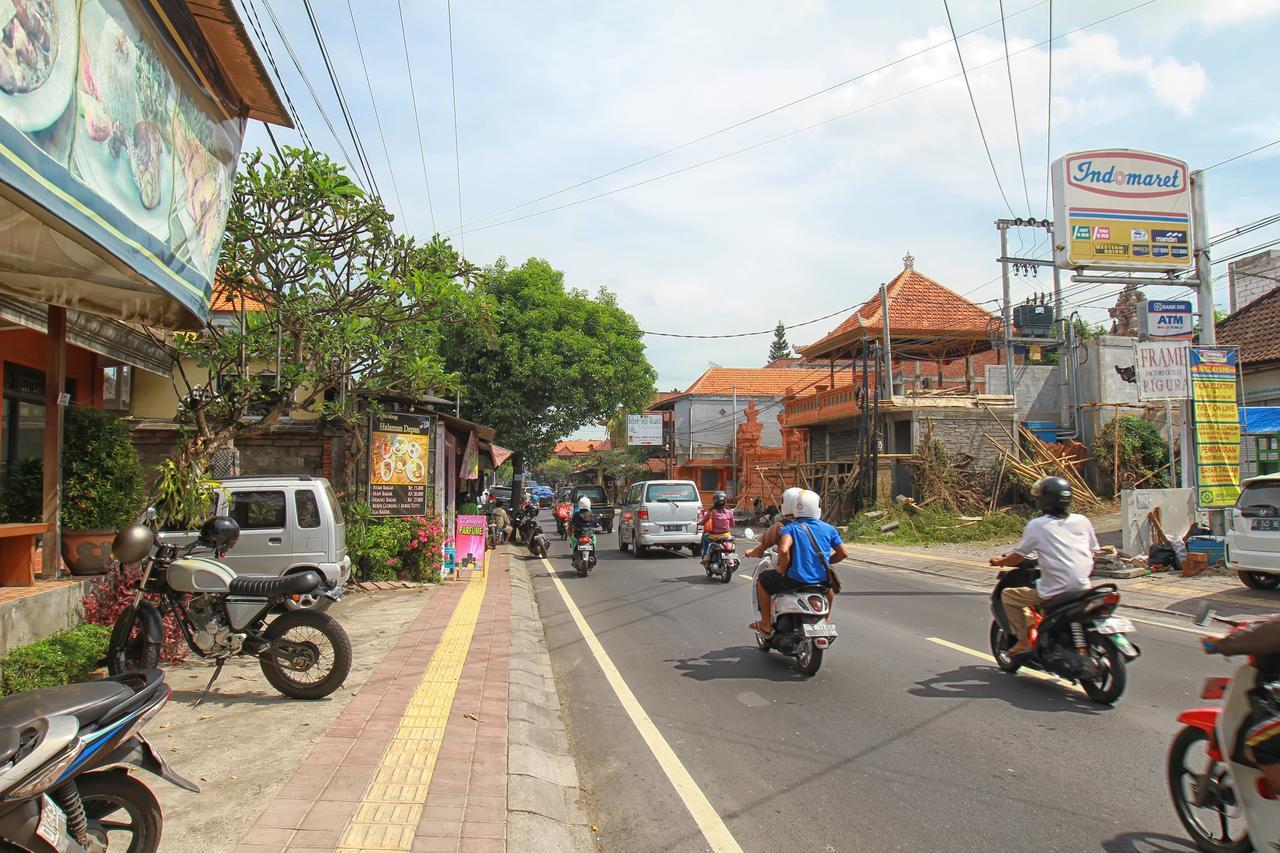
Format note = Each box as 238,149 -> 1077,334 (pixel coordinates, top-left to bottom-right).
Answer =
210,273 -> 269,313
1220,285 -> 1280,365
554,439 -> 611,456
683,367 -> 827,397
651,390 -> 683,406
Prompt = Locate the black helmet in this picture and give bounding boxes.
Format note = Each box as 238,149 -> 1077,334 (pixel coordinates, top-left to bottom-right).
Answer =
198,516 -> 241,555
111,524 -> 155,564
713,490 -> 727,508
1032,476 -> 1072,516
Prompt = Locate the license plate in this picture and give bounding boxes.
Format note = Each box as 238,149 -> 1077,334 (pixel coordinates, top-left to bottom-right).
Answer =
578,544 -> 593,551
803,623 -> 838,638
1092,617 -> 1135,634
1253,518 -> 1280,531
36,794 -> 67,850
663,525 -> 682,532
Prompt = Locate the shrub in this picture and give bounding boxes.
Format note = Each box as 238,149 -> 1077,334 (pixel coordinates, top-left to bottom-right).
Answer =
61,406 -> 144,531
1093,415 -> 1170,494
344,503 -> 446,583
0,457 -> 43,523
81,567 -> 188,665
0,624 -> 111,695
403,513 -> 446,583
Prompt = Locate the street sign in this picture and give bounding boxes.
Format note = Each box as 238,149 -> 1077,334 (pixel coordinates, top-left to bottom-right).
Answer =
1139,299 -> 1194,340
1189,347 -> 1241,508
1135,341 -> 1189,400
1052,149 -> 1193,271
626,414 -> 664,446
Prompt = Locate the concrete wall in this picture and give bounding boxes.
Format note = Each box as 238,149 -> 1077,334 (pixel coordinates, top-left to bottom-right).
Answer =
131,422 -> 347,490
672,395 -> 783,461
1121,488 -> 1197,555
985,364 -> 1063,424
0,580 -> 93,659
1244,365 -> 1280,406
915,409 -> 1012,470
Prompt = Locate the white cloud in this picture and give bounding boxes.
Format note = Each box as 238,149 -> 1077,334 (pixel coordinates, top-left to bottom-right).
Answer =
1053,32 -> 1206,118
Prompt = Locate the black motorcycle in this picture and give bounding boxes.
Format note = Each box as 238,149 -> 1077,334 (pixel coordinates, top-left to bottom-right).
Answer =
989,562 -> 1140,705
0,668 -> 196,852
703,536 -> 739,583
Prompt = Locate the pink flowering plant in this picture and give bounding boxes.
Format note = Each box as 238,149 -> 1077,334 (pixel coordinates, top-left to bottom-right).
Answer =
403,513 -> 446,583
344,502 -> 445,583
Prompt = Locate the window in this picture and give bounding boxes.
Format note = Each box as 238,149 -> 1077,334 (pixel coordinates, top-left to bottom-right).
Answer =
626,484 -> 643,505
574,486 -> 607,504
324,482 -> 344,525
101,365 -> 132,411
1257,436 -> 1280,477
699,470 -> 719,492
296,490 -> 321,528
650,482 -> 700,502
229,491 -> 286,529
2,363 -> 72,466
1239,481 -> 1280,516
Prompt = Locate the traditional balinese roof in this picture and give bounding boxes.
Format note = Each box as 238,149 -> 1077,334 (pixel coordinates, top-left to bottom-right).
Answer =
554,439 -> 609,456
1219,284 -> 1280,366
683,367 -> 826,397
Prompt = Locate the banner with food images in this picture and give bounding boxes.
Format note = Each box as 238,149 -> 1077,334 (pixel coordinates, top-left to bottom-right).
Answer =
0,0 -> 243,324
1190,347 -> 1242,509
368,412 -> 435,517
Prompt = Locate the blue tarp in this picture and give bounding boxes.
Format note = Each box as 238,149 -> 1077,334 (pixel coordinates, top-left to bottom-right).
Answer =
1241,407 -> 1280,434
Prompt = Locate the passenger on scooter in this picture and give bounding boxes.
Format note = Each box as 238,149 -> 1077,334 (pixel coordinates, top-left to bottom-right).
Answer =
570,497 -> 594,537
745,487 -> 802,558
699,491 -> 735,566
1203,616 -> 1280,790
989,476 -> 1099,656
749,490 -> 846,637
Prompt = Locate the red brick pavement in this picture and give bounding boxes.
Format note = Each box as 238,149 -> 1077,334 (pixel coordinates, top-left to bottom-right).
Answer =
234,554 -> 512,853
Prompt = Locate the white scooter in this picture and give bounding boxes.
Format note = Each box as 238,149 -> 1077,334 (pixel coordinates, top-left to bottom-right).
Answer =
1167,604 -> 1280,851
744,528 -> 837,676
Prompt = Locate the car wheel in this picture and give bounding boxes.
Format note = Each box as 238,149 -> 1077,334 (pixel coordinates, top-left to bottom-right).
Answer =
1240,571 -> 1280,590
618,527 -> 630,553
633,538 -> 647,558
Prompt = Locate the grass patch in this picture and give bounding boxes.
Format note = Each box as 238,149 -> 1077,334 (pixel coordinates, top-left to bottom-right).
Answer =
0,623 -> 111,696
844,502 -> 1029,546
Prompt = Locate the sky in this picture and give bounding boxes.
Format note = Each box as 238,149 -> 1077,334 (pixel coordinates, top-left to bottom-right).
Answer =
239,0 -> 1280,420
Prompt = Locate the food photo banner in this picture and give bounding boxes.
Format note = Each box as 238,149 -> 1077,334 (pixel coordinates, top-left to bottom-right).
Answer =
1190,346 -> 1242,509
368,412 -> 435,517
0,0 -> 244,325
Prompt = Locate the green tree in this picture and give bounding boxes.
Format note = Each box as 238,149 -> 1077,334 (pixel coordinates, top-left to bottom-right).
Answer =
441,258 -> 656,487
535,458 -> 573,483
768,320 -> 792,363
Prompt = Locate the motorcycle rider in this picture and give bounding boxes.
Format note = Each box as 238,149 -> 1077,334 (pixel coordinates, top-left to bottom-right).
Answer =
570,496 -> 594,537
490,502 -> 513,544
989,476 -> 1099,656
1203,615 -> 1280,790
745,487 -> 802,559
749,489 -> 847,637
699,491 -> 735,566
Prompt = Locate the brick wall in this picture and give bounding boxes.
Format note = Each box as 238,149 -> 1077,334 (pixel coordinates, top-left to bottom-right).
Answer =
915,410 -> 1012,470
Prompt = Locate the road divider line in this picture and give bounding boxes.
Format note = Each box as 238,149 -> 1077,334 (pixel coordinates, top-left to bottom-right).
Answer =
926,636 -> 1083,693
540,556 -> 745,853
851,543 -> 994,569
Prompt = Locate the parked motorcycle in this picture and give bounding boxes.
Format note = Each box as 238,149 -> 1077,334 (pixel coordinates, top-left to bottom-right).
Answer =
571,526 -> 600,577
0,668 -> 197,852
703,534 -> 739,584
988,562 -> 1139,705
1168,605 -> 1275,852
511,506 -> 540,546
745,529 -> 836,676
106,515 -> 352,701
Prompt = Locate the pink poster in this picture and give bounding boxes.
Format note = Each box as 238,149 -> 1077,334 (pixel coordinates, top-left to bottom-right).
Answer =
455,514 -> 486,572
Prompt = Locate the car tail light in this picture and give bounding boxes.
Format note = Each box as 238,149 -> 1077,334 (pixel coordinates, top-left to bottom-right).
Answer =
1202,676 -> 1231,700
578,537 -> 591,544
638,508 -> 649,521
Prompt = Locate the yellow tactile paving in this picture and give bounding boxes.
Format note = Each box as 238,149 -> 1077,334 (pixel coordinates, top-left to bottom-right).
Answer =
337,557 -> 490,852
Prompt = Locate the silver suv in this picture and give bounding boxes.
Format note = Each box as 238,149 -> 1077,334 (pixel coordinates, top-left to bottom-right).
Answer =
163,475 -> 350,610
618,480 -> 703,556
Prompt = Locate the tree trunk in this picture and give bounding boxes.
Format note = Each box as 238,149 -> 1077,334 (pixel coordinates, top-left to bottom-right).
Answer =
343,424 -> 366,498
511,452 -> 525,507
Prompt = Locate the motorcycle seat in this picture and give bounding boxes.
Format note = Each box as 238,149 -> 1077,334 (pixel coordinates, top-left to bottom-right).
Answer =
0,681 -> 131,730
1039,584 -> 1115,614
229,570 -> 323,597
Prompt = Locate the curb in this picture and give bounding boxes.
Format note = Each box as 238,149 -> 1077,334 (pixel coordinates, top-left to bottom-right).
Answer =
506,551 -> 596,853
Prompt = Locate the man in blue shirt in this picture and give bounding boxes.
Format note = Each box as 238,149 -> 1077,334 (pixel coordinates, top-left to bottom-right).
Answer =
749,490 -> 847,637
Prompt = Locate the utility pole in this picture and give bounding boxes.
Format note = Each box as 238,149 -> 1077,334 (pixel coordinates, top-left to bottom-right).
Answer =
880,284 -> 892,400
1053,263 -> 1071,429
999,223 -> 1018,454
1191,169 -> 1221,531
731,385 -> 738,497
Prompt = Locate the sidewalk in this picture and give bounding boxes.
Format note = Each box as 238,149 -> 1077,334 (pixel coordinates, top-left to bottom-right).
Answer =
232,548 -> 592,853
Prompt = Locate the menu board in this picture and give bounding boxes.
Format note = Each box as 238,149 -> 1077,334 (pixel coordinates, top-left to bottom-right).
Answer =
0,0 -> 243,324
1190,347 -> 1241,508
368,413 -> 435,517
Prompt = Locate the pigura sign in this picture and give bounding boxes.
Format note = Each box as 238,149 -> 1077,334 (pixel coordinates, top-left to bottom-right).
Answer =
1135,340 -> 1189,401
1052,149 -> 1192,272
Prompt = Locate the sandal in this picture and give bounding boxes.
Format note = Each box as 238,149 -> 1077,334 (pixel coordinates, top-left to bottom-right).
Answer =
748,620 -> 772,637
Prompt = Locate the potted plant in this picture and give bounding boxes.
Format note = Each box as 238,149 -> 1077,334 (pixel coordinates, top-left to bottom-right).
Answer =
60,406 -> 144,575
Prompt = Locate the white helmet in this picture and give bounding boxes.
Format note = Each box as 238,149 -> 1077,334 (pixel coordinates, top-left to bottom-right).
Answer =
794,489 -> 821,520
577,497 -> 591,511
779,487 -> 803,519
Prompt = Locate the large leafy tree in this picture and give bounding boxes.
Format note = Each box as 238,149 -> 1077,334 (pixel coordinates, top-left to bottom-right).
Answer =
441,258 -> 655,483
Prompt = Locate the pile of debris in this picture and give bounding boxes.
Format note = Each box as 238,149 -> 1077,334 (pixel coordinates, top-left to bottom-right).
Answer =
908,425 -> 989,516
987,426 -> 1104,514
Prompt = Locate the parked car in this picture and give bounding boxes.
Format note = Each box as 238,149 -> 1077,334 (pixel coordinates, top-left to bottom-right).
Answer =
160,475 -> 349,610
1227,473 -> 1280,589
617,480 -> 703,556
570,484 -> 615,532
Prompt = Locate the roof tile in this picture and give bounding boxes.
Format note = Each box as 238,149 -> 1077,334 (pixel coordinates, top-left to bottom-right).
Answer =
1219,284 -> 1280,364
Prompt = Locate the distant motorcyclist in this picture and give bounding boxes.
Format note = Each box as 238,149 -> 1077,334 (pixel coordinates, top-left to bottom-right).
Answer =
989,476 -> 1099,656
699,491 -> 735,566
749,490 -> 846,637
570,496 -> 595,537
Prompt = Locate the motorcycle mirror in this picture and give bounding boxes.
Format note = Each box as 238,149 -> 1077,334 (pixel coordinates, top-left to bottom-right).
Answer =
1193,602 -> 1215,627
743,528 -> 756,540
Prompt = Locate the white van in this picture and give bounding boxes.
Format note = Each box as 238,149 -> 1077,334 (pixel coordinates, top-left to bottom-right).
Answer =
1227,473 -> 1280,590
617,480 -> 704,556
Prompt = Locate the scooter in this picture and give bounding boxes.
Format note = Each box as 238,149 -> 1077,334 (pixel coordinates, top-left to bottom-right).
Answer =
744,529 -> 836,676
571,526 -> 599,577
989,561 -> 1139,705
703,534 -> 739,584
1168,604 -> 1277,852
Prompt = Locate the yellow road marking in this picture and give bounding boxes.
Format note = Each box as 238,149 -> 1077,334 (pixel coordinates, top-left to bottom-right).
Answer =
338,568 -> 489,851
540,556 -> 745,853
926,636 -> 1084,693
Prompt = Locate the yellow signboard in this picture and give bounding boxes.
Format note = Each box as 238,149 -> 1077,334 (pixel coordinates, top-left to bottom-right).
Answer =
1190,347 -> 1241,509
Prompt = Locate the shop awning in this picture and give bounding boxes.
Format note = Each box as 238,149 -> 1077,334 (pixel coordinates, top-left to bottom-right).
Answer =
485,443 -> 513,469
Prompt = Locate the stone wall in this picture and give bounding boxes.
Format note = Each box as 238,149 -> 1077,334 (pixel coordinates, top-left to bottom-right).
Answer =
807,425 -> 859,462
915,409 -> 1012,470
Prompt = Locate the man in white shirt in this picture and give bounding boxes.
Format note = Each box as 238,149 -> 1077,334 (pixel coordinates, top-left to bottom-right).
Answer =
990,476 -> 1099,656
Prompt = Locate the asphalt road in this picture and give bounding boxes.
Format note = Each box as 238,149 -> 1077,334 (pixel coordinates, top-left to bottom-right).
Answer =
523,512 -> 1229,853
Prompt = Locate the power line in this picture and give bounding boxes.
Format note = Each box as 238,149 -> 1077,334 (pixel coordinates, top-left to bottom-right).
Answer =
446,0 -> 465,255
1205,138 -> 1280,171
396,0 -> 438,233
942,0 -> 1017,217
1042,0 -> 1053,219
1210,213 -> 1280,247
998,0 -> 1033,214
1214,236 -> 1280,266
240,0 -> 312,149
643,303 -> 860,339
345,0 -> 405,223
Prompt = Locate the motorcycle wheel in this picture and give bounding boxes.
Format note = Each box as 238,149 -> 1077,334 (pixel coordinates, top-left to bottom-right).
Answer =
79,770 -> 163,853
108,606 -> 161,676
1167,726 -> 1252,853
796,641 -> 823,676
988,621 -> 1021,674
259,610 -> 352,700
1081,638 -> 1126,705
721,566 -> 734,584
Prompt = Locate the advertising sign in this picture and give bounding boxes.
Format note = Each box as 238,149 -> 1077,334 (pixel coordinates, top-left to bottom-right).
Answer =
1190,347 -> 1241,508
454,514 -> 486,574
459,431 -> 479,481
1052,150 -> 1192,271
0,0 -> 244,326
626,414 -> 664,446
1135,341 -> 1189,400
368,413 -> 435,516
1139,300 -> 1194,340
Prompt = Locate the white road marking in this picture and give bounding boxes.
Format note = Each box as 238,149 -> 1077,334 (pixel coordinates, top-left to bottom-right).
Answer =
539,557 -> 745,853
926,636 -> 1084,693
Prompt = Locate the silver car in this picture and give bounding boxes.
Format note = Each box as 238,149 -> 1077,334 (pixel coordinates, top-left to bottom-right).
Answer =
618,480 -> 703,556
